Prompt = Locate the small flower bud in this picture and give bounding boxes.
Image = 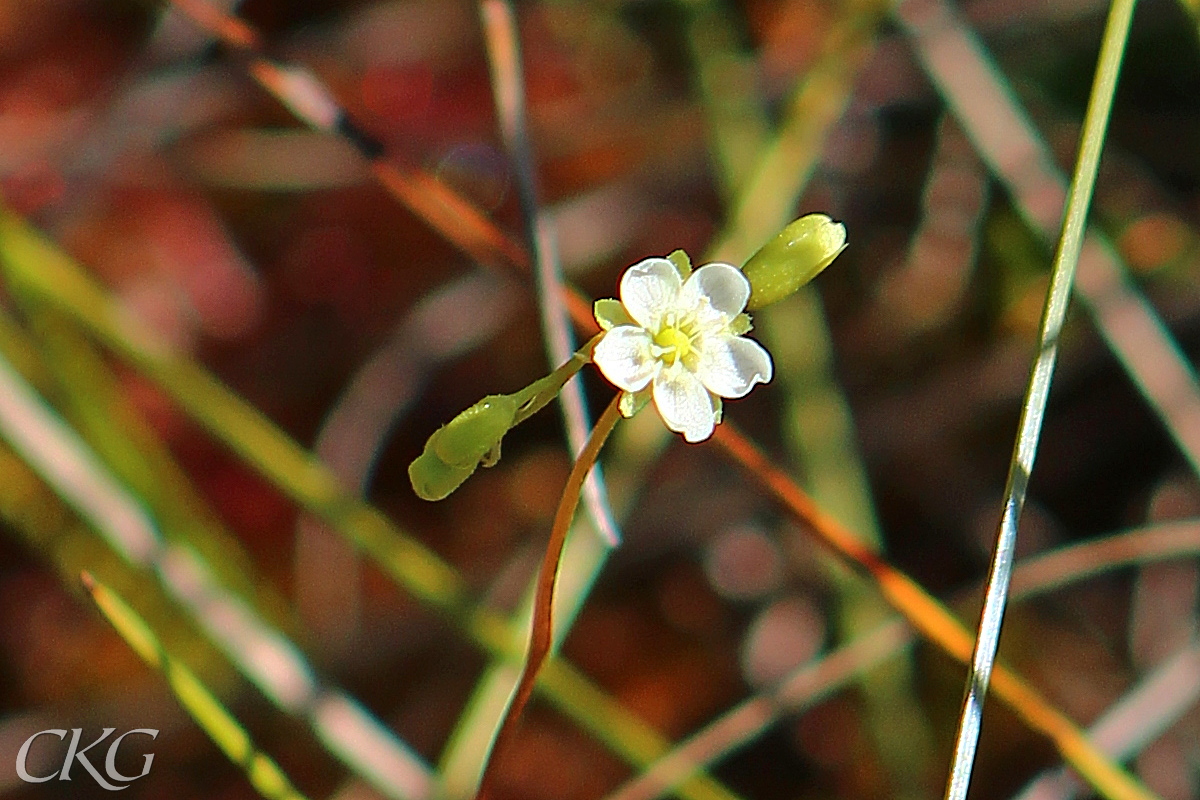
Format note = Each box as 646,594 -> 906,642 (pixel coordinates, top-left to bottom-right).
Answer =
410,395 -> 516,500
742,214 -> 847,310
408,449 -> 477,501
429,394 -> 518,468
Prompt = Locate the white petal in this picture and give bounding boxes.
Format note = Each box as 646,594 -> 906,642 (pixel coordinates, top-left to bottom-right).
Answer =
653,364 -> 717,443
678,263 -> 750,326
694,334 -> 773,398
619,258 -> 681,329
593,326 -> 658,392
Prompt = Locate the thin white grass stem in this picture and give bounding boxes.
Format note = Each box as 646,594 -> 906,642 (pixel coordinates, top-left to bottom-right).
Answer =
606,518 -> 1200,800
480,0 -> 619,547
944,3 -> 1137,798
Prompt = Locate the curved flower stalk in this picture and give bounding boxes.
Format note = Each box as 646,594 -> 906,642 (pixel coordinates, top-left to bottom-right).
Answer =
592,254 -> 773,443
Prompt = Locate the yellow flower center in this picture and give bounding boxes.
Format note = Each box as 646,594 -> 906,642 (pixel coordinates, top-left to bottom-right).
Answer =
654,326 -> 693,366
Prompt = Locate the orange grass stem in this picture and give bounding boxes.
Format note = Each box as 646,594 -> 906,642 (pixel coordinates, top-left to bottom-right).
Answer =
475,394 -> 624,800
711,422 -> 1158,800
168,0 -> 260,49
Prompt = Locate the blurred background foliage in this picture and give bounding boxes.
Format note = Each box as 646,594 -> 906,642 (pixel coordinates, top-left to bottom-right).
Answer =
1,1 -> 1200,800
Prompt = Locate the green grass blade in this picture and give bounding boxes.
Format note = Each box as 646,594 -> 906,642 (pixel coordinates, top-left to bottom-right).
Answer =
684,0 -> 771,202
0,322 -> 436,799
5,302 -> 292,629
943,4 -> 1139,797
82,572 -> 311,800
0,207 -> 467,608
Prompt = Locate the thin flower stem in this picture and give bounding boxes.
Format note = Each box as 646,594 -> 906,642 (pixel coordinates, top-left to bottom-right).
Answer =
475,393 -> 624,800
509,336 -> 600,427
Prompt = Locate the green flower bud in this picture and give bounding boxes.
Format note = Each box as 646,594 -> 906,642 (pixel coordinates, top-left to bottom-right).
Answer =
408,449 -> 477,501
742,214 -> 847,310
429,394 -> 518,468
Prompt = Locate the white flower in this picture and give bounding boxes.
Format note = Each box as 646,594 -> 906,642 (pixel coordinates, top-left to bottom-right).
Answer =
592,257 -> 773,443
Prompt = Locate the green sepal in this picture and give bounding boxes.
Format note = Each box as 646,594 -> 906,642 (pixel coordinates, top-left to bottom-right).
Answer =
667,249 -> 692,280
479,441 -> 502,468
594,298 -> 633,331
729,312 -> 753,336
619,388 -> 652,418
742,214 -> 847,310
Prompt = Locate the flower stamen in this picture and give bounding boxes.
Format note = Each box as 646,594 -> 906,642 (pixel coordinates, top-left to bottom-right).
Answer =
654,326 -> 693,365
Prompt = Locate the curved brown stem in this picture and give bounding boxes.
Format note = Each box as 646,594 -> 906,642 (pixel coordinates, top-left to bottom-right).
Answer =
475,393 -> 624,800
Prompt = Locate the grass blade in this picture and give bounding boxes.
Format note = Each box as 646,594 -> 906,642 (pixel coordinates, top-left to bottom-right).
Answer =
696,0 -> 936,786
480,0 -> 618,546
295,270 -> 517,650
0,322 -> 437,799
7,304 -> 292,627
942,1 -> 1137,797
439,3 -> 623,793
81,572 -> 311,800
